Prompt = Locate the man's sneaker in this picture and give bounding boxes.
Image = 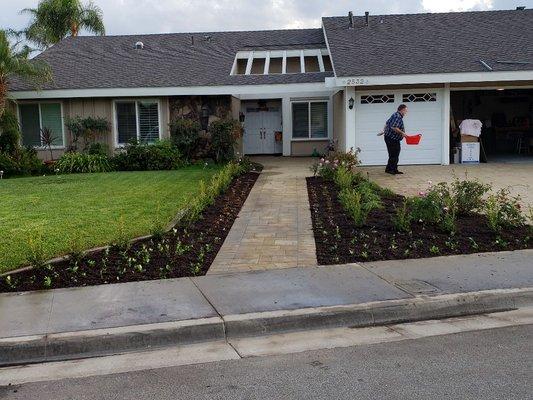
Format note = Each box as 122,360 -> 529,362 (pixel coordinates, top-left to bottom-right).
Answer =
394,171 -> 404,175
385,170 -> 395,175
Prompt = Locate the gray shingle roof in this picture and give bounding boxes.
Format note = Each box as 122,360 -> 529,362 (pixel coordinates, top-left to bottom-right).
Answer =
323,9 -> 533,77
10,28 -> 331,91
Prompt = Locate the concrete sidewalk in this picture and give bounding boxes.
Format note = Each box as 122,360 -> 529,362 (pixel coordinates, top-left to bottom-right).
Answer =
1,250 -> 532,365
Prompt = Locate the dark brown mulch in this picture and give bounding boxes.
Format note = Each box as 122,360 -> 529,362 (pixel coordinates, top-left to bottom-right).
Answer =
307,176 -> 532,265
0,172 -> 260,293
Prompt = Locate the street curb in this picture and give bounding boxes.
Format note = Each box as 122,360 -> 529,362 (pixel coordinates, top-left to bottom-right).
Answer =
1,287 -> 532,367
223,287 -> 533,338
0,317 -> 225,367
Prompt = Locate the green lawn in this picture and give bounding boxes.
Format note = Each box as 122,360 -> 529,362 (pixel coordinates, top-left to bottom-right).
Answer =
0,166 -> 221,273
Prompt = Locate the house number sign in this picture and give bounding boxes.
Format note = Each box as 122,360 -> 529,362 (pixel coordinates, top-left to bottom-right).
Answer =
345,78 -> 370,85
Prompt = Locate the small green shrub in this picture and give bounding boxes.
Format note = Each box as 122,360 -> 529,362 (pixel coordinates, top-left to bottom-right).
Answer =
0,147 -> 43,178
112,140 -> 183,171
169,118 -> 201,161
56,152 -> 113,174
87,142 -> 109,156
452,178 -> 491,215
209,119 -> 241,163
429,245 -> 440,255
338,185 -> 381,228
485,189 -> 525,232
0,110 -> 21,154
333,165 -> 357,190
392,200 -> 412,233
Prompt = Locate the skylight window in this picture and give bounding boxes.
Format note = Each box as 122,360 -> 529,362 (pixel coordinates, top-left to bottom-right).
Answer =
231,49 -> 332,76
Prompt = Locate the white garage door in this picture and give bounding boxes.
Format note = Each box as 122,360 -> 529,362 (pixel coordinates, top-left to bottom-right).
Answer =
355,90 -> 443,165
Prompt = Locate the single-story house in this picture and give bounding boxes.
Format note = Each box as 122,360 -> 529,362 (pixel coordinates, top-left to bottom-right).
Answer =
7,8 -> 533,165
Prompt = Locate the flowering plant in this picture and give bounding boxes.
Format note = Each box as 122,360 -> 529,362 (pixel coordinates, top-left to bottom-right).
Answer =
311,148 -> 361,180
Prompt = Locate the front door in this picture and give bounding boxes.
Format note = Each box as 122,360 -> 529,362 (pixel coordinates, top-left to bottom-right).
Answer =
243,109 -> 263,155
243,104 -> 282,155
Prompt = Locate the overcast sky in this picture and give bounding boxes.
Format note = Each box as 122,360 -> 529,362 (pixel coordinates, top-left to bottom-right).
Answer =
0,0 -> 528,35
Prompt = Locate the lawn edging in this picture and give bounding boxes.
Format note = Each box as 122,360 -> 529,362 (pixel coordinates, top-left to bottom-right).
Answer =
2,286 -> 532,367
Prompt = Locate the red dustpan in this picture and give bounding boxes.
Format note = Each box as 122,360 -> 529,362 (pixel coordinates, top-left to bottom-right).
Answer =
405,134 -> 422,145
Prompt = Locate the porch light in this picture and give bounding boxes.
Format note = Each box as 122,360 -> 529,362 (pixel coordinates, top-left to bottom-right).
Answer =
348,97 -> 355,110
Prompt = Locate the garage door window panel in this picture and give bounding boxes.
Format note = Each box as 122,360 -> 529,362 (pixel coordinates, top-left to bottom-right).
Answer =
361,94 -> 395,104
403,93 -> 437,102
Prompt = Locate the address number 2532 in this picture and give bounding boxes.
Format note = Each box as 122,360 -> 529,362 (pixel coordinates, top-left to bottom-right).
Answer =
345,78 -> 369,85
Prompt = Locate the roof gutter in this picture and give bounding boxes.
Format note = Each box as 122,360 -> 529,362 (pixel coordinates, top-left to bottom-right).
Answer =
327,70 -> 533,88
9,82 -> 333,100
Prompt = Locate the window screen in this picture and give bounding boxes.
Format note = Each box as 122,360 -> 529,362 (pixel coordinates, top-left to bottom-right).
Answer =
116,102 -> 137,144
40,103 -> 63,146
292,103 -> 309,138
310,102 -> 328,138
19,104 -> 41,147
138,102 -> 159,143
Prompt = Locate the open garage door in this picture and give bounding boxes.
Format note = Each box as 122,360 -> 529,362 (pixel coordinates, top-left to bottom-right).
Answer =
355,89 -> 444,166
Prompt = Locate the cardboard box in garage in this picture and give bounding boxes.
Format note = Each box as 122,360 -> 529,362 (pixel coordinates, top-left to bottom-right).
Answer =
460,134 -> 478,143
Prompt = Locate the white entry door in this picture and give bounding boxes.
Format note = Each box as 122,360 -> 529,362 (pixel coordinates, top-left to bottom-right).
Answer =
243,109 -> 263,155
243,106 -> 282,155
354,90 -> 443,165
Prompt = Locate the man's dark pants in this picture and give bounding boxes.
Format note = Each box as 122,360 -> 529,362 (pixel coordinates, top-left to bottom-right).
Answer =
384,136 -> 401,173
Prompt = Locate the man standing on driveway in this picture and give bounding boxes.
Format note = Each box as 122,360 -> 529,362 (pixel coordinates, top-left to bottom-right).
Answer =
383,104 -> 408,175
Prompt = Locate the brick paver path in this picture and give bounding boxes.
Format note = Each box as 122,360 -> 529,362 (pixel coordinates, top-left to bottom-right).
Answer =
361,163 -> 533,207
208,157 -> 317,274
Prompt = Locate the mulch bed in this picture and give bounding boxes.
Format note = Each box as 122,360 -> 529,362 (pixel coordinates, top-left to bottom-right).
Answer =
307,176 -> 532,265
0,171 -> 260,293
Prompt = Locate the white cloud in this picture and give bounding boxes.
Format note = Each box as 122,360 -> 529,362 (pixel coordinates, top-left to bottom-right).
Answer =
422,0 -> 494,12
0,0 -> 518,36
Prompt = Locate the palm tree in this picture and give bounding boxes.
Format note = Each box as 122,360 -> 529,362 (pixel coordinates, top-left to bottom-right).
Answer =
23,0 -> 105,49
0,30 -> 52,117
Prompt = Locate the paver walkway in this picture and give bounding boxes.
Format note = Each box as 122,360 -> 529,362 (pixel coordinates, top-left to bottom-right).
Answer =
208,157 -> 317,274
361,163 -> 533,207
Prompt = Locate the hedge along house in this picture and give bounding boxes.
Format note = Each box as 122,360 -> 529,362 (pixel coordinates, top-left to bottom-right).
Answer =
7,8 -> 533,165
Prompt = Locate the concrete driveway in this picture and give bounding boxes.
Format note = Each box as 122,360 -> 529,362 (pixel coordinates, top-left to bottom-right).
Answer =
361,163 -> 533,207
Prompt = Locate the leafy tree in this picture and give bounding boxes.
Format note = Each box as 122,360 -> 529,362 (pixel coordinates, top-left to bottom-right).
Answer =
23,0 -> 105,49
0,30 -> 51,118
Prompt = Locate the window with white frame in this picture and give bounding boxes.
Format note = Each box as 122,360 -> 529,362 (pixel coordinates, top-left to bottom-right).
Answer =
19,102 -> 64,147
115,100 -> 160,145
292,101 -> 328,139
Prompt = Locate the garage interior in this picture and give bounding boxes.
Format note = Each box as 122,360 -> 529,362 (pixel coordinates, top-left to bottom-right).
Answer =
450,88 -> 533,163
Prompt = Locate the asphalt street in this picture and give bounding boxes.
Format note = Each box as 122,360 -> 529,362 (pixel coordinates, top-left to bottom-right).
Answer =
1,324 -> 531,400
